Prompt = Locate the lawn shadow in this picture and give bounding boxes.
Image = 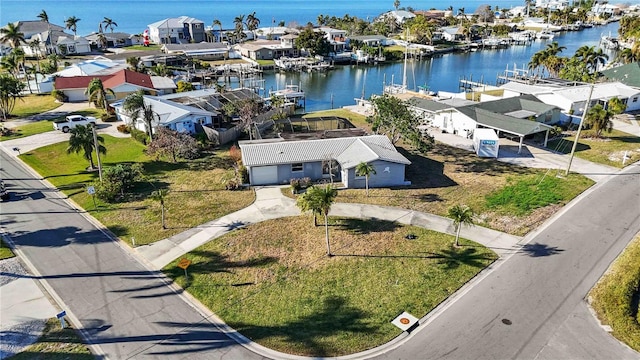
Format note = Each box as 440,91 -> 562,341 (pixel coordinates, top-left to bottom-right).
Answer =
610,135 -> 640,144
8,225 -> 114,248
519,242 -> 564,257
425,247 -> 496,269
399,147 -> 457,189
332,217 -> 401,235
547,138 -> 591,154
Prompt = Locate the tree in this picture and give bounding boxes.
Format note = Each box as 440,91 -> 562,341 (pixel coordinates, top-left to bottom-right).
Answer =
367,94 -> 434,153
145,126 -> 199,162
96,32 -> 108,49
29,39 -> 43,59
94,163 -> 143,202
0,74 -> 24,121
176,80 -> 194,92
150,189 -> 168,229
67,125 -> 106,169
296,185 -> 338,256
245,12 -> 260,32
126,56 -> 141,72
37,10 -> 49,23
102,17 -> 118,33
234,98 -> 262,140
0,22 -> 25,49
448,204 -> 474,247
295,26 -> 331,56
85,78 -> 114,111
394,0 -> 400,10
123,90 -> 157,140
233,14 -> 246,43
355,162 -> 376,196
65,16 -> 81,36
212,19 -> 223,42
607,97 -> 627,116
585,104 -> 613,138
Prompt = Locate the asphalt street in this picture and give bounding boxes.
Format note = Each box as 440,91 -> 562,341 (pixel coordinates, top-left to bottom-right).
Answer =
0,150 -> 265,359
375,161 -> 640,360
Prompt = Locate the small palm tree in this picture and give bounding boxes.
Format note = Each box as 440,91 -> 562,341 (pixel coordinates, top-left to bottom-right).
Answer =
0,22 -> 25,49
102,17 -> 118,33
296,185 -> 338,256
355,162 -> 376,196
37,10 -> 49,23
67,125 -> 106,169
448,204 -> 474,247
65,16 -> 81,36
123,90 -> 157,141
85,78 -> 114,111
150,189 -> 168,229
586,104 -> 613,138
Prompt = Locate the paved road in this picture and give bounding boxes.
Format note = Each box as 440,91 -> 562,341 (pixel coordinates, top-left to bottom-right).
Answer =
0,150 -> 265,359
375,162 -> 640,360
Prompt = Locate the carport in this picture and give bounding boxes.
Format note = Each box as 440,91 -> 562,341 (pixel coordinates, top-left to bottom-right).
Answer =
473,108 -> 554,154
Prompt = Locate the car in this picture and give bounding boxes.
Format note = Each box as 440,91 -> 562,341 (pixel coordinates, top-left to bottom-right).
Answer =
53,115 -> 97,133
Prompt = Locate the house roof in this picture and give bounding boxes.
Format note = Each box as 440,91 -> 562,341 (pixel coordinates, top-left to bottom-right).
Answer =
55,58 -> 127,77
553,82 -> 640,102
148,16 -> 204,29
8,21 -> 64,37
141,96 -> 215,125
458,107 -> 554,136
55,75 -> 112,90
150,76 -> 177,90
239,135 -> 410,168
409,97 -> 453,112
472,94 -> 558,115
600,62 -> 640,88
238,40 -> 282,51
55,69 -> 155,91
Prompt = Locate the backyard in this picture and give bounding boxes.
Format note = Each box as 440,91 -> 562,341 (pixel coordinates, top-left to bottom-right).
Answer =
546,128 -> 640,168
164,215 -> 497,356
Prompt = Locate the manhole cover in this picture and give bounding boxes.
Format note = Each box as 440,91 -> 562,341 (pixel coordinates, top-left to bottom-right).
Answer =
502,318 -> 512,325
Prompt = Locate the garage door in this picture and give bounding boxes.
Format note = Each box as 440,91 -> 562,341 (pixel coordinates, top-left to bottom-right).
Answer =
251,166 -> 278,185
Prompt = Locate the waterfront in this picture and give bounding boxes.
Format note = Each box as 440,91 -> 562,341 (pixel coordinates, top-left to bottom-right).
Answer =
260,21 -> 620,112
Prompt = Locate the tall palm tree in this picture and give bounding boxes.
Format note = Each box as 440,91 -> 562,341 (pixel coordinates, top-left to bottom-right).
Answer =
37,10 -> 49,23
233,14 -> 246,43
355,162 -> 376,196
448,204 -> 474,247
123,90 -> 157,140
245,12 -> 260,32
37,10 -> 54,55
296,185 -> 338,256
0,22 -> 25,49
150,189 -> 168,229
85,78 -> 114,111
65,16 -> 81,36
212,19 -> 223,42
28,39 -> 42,59
67,125 -> 106,169
96,32 -> 108,49
102,17 -> 118,33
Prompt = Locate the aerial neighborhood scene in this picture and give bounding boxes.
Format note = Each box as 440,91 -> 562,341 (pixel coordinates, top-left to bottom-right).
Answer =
1,0 -> 640,358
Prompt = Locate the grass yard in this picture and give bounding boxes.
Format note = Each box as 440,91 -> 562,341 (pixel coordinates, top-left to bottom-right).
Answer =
589,234 -> 640,352
164,215 -> 497,356
10,94 -> 61,119
547,129 -> 640,168
8,318 -> 94,360
20,136 -> 255,246
335,143 -> 593,236
1,109 -> 101,141
0,239 -> 15,260
304,109 -> 369,128
122,44 -> 161,51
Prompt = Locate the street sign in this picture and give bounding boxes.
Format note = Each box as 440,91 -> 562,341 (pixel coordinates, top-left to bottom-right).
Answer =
56,310 -> 67,329
391,311 -> 419,332
177,258 -> 191,270
87,186 -> 96,195
56,310 -> 66,319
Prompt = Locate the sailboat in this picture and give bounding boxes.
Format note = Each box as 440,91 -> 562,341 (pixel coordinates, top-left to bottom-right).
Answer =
384,30 -> 409,94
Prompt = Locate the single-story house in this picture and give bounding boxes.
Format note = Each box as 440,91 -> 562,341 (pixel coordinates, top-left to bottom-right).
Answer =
254,26 -> 298,40
54,69 -> 159,102
235,39 -> 298,60
239,135 -> 411,188
54,57 -> 129,77
85,32 -> 145,48
441,27 -> 466,42
376,10 -> 416,24
162,42 -> 229,60
112,95 -> 215,134
347,35 -> 389,47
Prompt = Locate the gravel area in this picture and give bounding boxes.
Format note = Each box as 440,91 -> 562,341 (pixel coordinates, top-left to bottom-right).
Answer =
0,257 -> 47,358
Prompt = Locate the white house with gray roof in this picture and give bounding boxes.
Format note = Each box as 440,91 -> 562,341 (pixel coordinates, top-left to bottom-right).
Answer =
239,135 -> 411,187
112,95 -> 215,135
148,16 -> 206,44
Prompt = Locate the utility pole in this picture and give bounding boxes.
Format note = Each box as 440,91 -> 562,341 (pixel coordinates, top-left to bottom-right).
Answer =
92,125 -> 103,182
565,84 -> 594,176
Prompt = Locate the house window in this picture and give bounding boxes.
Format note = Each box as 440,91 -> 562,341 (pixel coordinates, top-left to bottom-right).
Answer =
633,97 -> 638,103
291,163 -> 303,172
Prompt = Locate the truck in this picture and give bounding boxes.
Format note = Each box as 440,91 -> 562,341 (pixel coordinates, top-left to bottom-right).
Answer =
53,115 -> 97,133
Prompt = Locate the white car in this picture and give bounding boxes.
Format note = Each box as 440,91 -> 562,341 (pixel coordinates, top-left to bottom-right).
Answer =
53,115 -> 97,133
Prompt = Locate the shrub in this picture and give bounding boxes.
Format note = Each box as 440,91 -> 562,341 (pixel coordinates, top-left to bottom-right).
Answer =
117,124 -> 130,133
51,90 -> 68,102
101,114 -> 117,122
129,127 -> 148,145
238,165 -> 249,184
290,177 -> 312,194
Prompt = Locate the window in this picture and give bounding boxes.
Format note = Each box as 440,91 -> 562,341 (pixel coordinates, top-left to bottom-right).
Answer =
291,163 -> 303,172
633,97 -> 638,103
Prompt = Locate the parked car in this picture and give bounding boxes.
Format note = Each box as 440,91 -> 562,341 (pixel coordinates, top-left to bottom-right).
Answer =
53,115 -> 97,133
0,180 -> 9,201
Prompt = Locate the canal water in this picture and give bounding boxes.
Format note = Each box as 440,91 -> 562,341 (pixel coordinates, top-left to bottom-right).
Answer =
260,21 -> 620,112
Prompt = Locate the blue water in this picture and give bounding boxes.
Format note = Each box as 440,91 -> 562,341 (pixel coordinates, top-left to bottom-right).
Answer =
261,22 -> 620,111
4,0 -> 530,35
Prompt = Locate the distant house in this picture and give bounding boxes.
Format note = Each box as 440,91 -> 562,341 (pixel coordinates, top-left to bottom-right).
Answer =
254,26 -> 298,40
148,16 -> 206,44
3,21 -> 66,56
112,95 -> 215,135
239,135 -> 411,187
162,42 -> 229,60
55,35 -> 92,55
347,35 -> 389,47
85,32 -> 145,48
441,27 -> 465,42
600,62 -> 640,89
54,69 -> 161,102
54,57 -> 129,77
235,39 -> 298,60
316,27 -> 347,54
376,10 -> 417,24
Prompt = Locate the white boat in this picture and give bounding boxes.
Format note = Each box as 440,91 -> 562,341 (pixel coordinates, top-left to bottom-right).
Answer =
536,30 -> 555,40
269,84 -> 305,99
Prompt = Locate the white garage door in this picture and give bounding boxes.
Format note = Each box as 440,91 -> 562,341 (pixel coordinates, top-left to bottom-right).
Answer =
251,166 -> 278,185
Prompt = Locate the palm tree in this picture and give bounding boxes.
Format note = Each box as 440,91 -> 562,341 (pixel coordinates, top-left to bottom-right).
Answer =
37,10 -> 54,55
245,12 -> 260,32
394,0 -> 401,10
0,22 -> 25,49
126,56 -> 140,71
233,14 -> 246,43
29,39 -> 42,59
355,162 -> 376,196
65,16 -> 81,36
212,19 -> 223,42
102,17 -> 118,33
96,32 -> 108,49
448,204 -> 474,247
37,10 -> 49,23
150,189 -> 168,229
1,53 -> 20,76
296,185 -> 338,256
67,125 -> 106,169
586,104 -> 613,138
86,78 -> 115,111
123,90 -> 157,141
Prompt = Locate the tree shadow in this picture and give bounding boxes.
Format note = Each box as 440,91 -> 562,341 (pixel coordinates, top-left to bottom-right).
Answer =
332,217 -> 401,235
425,247 -> 496,269
546,138 -> 591,154
519,242 -> 564,257
8,225 -> 113,248
399,147 -> 458,189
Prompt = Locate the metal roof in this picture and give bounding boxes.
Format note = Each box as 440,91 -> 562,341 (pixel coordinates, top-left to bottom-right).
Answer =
239,135 -> 410,168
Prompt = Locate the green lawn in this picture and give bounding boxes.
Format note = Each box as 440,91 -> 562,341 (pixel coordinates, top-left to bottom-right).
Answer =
0,239 -> 15,260
11,94 -> 61,119
546,129 -> 640,168
8,318 -> 94,360
590,234 -> 640,352
304,109 -> 369,128
20,137 -> 255,245
164,215 -> 497,357
1,109 -> 101,141
123,44 -> 161,51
